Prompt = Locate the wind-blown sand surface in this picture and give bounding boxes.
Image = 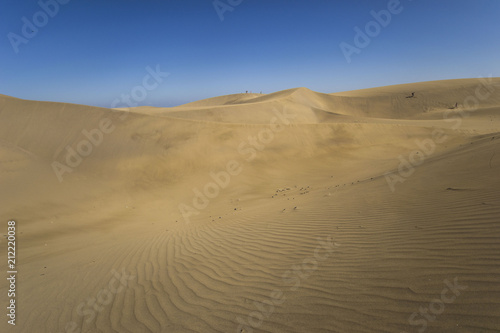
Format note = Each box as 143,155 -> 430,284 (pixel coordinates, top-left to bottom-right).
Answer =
1,78 -> 499,332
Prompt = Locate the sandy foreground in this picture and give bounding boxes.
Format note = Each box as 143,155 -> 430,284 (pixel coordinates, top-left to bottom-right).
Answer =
1,78 -> 499,333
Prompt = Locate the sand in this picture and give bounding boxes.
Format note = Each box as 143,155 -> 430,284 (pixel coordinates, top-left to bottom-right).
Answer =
1,78 -> 499,332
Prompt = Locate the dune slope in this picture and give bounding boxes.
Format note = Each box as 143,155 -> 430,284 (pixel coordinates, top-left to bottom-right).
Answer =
0,79 -> 499,333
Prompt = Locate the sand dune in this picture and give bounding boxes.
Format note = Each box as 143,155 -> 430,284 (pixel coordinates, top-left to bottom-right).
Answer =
1,79 -> 499,332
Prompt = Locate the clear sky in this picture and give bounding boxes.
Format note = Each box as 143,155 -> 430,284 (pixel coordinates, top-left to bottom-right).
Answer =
1,0 -> 499,107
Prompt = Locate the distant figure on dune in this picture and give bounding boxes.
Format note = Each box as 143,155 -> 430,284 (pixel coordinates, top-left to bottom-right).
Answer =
406,92 -> 415,98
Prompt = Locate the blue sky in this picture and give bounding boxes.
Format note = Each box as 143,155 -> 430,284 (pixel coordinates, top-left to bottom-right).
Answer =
1,0 -> 499,107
